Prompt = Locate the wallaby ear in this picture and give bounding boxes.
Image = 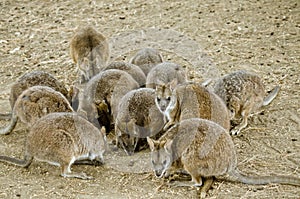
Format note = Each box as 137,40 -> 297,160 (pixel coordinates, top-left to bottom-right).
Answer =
164,139 -> 173,154
169,79 -> 178,90
147,137 -> 155,151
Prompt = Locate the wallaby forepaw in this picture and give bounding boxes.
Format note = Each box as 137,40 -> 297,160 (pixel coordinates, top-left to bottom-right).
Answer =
230,127 -> 241,136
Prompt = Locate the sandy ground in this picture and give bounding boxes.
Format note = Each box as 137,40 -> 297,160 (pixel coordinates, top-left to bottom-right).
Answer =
0,0 -> 299,198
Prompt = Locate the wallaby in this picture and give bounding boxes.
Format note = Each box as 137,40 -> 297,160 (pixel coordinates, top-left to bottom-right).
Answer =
104,61 -> 146,87
115,88 -> 165,155
0,112 -> 107,179
213,70 -> 280,135
163,82 -> 230,131
0,86 -> 73,135
147,118 -> 300,198
70,26 -> 110,83
76,69 -> 139,131
129,48 -> 163,76
146,62 -> 186,89
0,70 -> 69,119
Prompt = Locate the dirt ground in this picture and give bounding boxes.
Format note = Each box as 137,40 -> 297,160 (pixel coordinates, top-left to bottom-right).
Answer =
0,0 -> 299,198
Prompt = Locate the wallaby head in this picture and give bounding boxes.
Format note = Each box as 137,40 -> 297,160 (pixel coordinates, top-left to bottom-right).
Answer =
147,137 -> 173,178
130,48 -> 163,76
155,79 -> 177,113
70,26 -> 110,83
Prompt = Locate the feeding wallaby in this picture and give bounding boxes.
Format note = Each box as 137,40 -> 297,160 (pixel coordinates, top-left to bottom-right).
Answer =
76,69 -> 139,130
104,61 -> 146,87
213,70 -> 280,135
163,82 -> 230,131
0,70 -> 69,119
115,88 -> 165,155
147,118 -> 300,198
0,86 -> 74,135
130,48 -> 163,76
146,62 -> 186,89
0,112 -> 107,179
70,26 -> 110,83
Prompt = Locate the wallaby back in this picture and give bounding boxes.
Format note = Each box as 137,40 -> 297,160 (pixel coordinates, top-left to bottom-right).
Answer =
104,61 -> 146,87
146,62 -> 186,89
70,26 -> 110,83
77,69 -> 139,129
9,70 -> 69,109
130,48 -> 163,76
115,88 -> 165,155
165,82 -> 230,131
0,86 -> 73,135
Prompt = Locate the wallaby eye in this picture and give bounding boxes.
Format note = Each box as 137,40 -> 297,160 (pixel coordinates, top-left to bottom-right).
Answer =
166,97 -> 171,101
163,160 -> 167,165
156,97 -> 161,102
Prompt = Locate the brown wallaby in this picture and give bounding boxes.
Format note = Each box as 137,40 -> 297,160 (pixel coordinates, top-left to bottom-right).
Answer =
115,88 -> 165,155
70,26 -> 110,83
163,82 -> 230,131
76,69 -> 139,131
213,70 -> 280,135
0,70 -> 69,119
104,61 -> 146,87
129,48 -> 163,76
0,112 -> 107,179
0,86 -> 74,135
147,118 -> 300,198
146,62 -> 186,89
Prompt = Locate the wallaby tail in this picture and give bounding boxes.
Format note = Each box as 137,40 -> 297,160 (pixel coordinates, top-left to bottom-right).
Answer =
229,169 -> 300,186
0,112 -> 12,120
263,85 -> 280,106
0,154 -> 33,168
0,113 -> 18,135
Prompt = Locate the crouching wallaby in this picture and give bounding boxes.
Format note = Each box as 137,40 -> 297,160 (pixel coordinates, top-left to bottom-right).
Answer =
213,70 -> 280,135
0,86 -> 73,135
115,88 -> 165,155
0,112 -> 107,179
147,118 -> 300,198
0,70 -> 69,119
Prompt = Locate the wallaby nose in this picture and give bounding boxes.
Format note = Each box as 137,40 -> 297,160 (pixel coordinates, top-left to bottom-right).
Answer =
155,170 -> 164,178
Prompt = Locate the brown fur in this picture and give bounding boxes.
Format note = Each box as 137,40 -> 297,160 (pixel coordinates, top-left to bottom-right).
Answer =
146,62 -> 186,89
130,48 -> 163,76
115,88 -> 165,155
214,70 -> 280,135
148,118 -> 300,198
76,69 -> 139,130
0,86 -> 74,135
0,112 -> 107,179
104,61 -> 146,87
164,82 -> 230,131
70,26 -> 109,83
8,70 -> 69,110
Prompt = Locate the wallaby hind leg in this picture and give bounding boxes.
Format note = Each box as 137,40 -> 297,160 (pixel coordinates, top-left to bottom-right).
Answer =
60,162 -> 93,180
199,177 -> 214,199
